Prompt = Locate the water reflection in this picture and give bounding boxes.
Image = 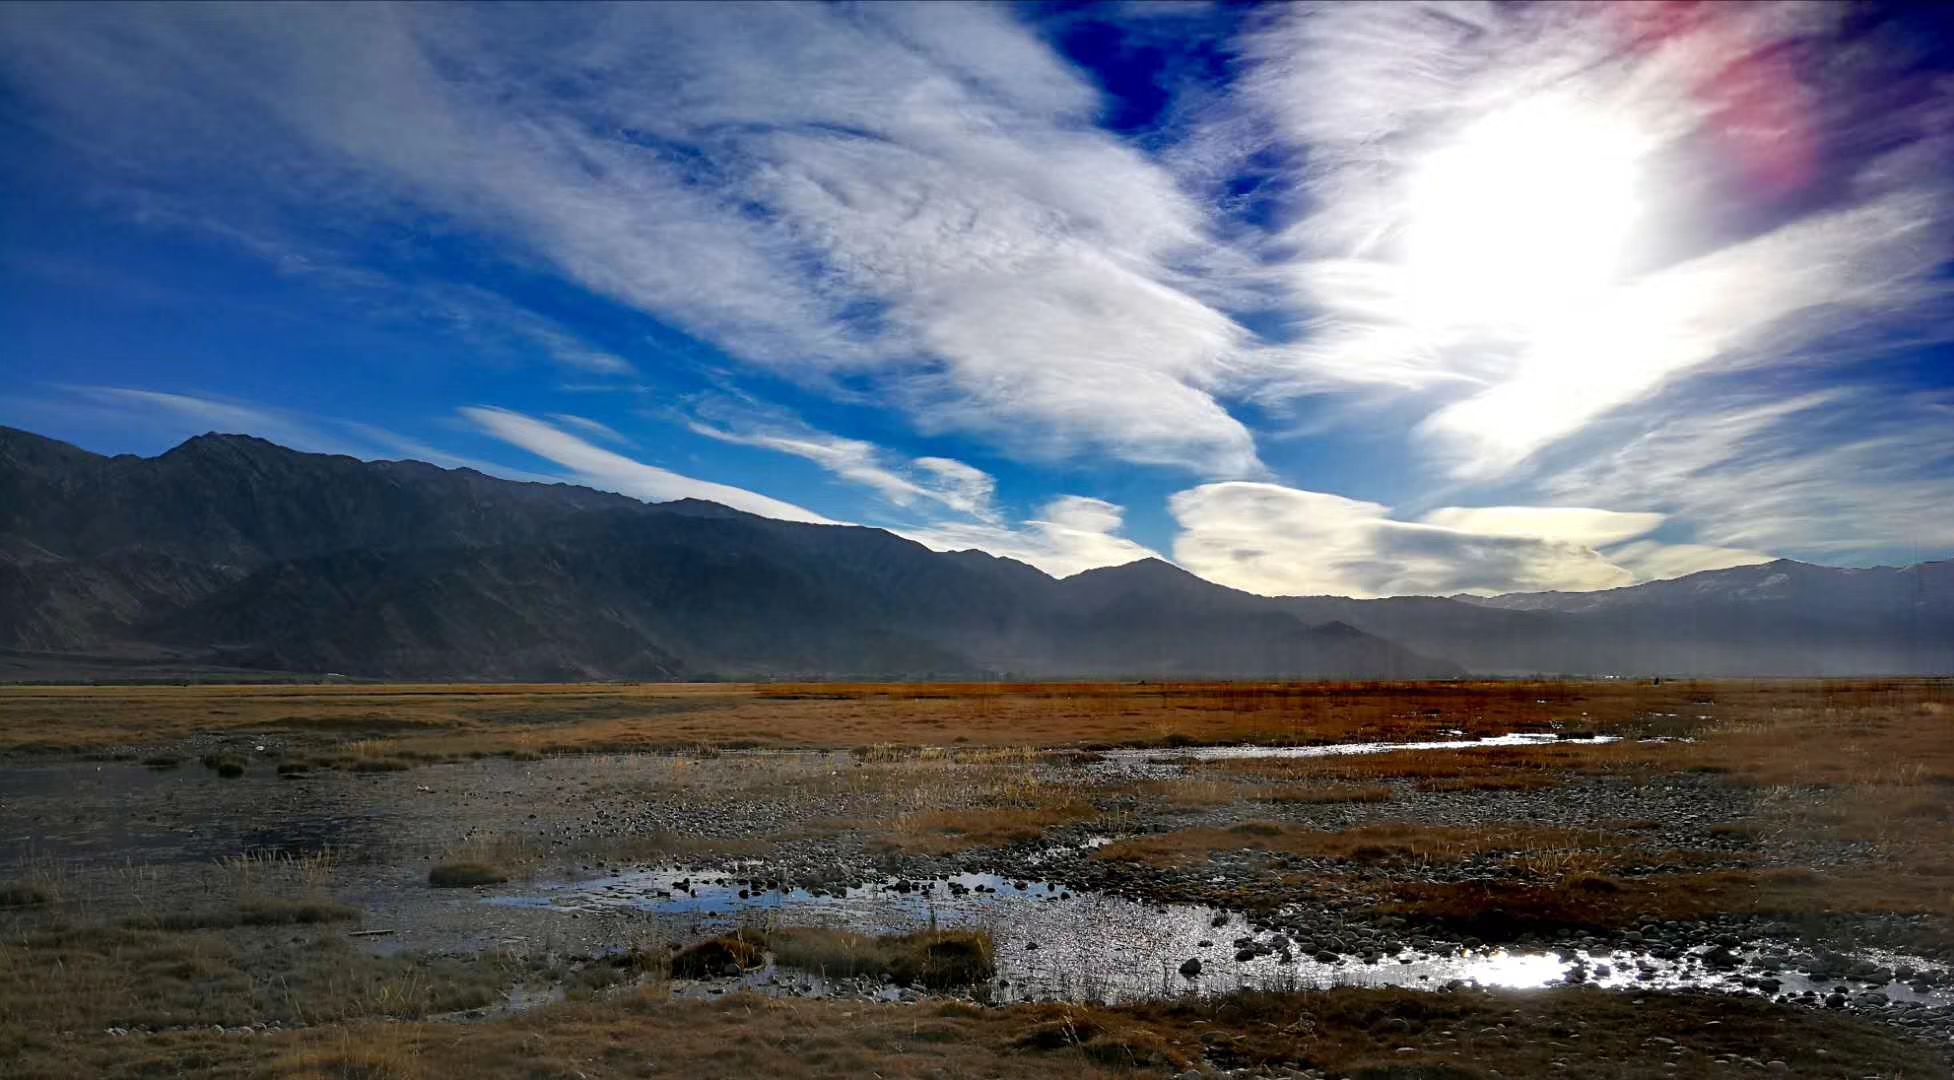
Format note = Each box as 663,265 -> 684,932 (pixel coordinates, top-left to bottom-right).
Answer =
488,868 -> 1954,1008
1099,732 -> 1620,767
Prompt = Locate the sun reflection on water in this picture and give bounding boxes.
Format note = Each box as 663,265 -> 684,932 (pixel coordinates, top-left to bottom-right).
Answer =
1461,949 -> 1566,989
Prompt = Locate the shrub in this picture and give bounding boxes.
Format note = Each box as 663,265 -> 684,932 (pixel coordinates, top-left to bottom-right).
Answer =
670,935 -> 763,978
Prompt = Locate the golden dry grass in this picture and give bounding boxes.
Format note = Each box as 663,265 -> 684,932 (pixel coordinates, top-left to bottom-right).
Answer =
0,921 -> 521,1038
767,928 -> 996,987
1382,865 -> 1954,938
5,680 -> 1954,1076
1096,821 -> 1605,868
8,982 -> 1941,1079
874,803 -> 1097,856
7,679 -> 1953,940
0,677 -> 1790,761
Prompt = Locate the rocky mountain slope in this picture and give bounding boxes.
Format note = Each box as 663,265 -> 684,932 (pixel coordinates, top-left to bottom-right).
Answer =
0,427 -> 1451,680
3,426 -> 1947,680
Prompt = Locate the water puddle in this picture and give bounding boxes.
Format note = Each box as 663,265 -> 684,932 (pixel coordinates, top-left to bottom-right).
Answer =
1088,733 -> 1630,776
1025,835 -> 1115,865
1109,732 -> 1621,763
486,868 -> 1954,1010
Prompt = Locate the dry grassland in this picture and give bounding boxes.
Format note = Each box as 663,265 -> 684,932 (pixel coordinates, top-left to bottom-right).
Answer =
6,982 -> 1941,1079
0,677 -> 1752,762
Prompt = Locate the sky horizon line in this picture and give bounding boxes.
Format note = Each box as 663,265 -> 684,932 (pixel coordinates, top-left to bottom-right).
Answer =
15,418 -> 1922,603
4,3 -> 1950,598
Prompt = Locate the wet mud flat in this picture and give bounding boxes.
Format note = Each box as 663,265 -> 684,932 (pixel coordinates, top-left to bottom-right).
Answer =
5,683 -> 1954,1077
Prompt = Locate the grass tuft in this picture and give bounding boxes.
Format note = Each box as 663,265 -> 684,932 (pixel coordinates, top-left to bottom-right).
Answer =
127,898 -> 359,931
0,882 -> 52,908
768,927 -> 995,988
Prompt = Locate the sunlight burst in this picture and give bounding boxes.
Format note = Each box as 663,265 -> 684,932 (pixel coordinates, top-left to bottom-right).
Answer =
1404,97 -> 1649,331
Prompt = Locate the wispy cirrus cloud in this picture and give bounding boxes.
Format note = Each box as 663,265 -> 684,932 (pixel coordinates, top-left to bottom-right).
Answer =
0,2 -> 1261,477
62,386 -> 367,458
1542,388 -> 1954,562
680,398 -> 1155,577
898,495 -> 1159,579
1415,507 -> 1667,549
4,1 -> 1950,593
459,406 -> 832,524
545,413 -> 632,447
0,385 -> 561,483
1602,541 -> 1775,583
1235,1 -> 1954,478
422,287 -> 639,378
1169,482 -> 1643,598
1167,481 -> 1771,598
686,408 -> 998,521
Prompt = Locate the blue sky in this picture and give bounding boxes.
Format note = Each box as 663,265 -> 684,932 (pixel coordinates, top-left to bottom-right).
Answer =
2,1 -> 1952,596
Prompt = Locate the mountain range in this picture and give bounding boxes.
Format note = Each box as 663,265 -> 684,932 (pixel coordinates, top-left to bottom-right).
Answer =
2,426 -> 1948,681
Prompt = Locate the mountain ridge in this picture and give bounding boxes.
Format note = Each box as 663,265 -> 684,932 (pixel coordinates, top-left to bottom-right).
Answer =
1,426 -> 1948,680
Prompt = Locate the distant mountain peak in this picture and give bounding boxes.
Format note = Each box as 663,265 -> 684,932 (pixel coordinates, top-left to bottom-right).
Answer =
1309,619 -> 1366,637
164,431 -> 294,458
651,497 -> 757,519
0,425 -> 98,466
1064,557 -> 1197,584
1,423 -> 1947,680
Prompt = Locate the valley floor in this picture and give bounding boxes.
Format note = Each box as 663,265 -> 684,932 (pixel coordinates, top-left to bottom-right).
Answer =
1,680 -> 1951,1078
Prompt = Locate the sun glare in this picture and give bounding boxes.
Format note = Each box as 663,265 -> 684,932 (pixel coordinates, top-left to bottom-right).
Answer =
1404,98 -> 1648,331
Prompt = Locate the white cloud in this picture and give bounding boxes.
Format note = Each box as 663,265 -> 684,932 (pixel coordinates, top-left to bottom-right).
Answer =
1542,389 -> 1954,560
510,325 -> 634,377
911,457 -> 1000,522
1417,507 -> 1666,548
459,406 -> 833,524
1171,482 -> 1641,597
8,0 -> 1951,577
22,386 -> 560,483
1413,192 -> 1952,477
1238,1 -> 1954,477
1168,481 -> 1781,598
1604,541 -> 1774,582
65,386 -> 365,458
899,495 -> 1159,579
1417,506 -> 1776,588
334,421 -> 561,483
686,409 -> 998,520
0,2 -> 1262,476
546,413 -> 631,446
681,400 -> 1160,576
676,400 -> 1177,576
374,270 -> 640,386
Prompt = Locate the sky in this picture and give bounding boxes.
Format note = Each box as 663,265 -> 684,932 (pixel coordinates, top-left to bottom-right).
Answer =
2,1 -> 1952,597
